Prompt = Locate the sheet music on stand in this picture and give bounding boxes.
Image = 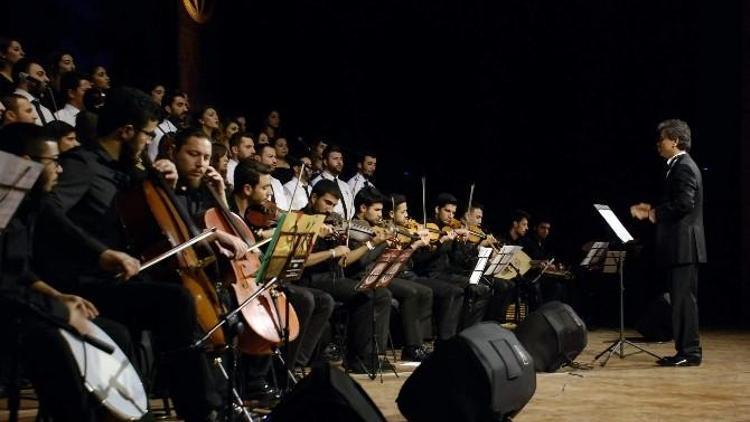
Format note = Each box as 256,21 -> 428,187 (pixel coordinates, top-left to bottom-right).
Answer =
580,241 -> 610,269
0,151 -> 43,233
469,247 -> 493,285
356,248 -> 414,291
255,211 -> 326,284
594,204 -> 634,243
485,245 -> 530,280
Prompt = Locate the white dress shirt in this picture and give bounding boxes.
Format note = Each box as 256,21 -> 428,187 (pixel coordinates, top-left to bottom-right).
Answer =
347,172 -> 375,199
271,176 -> 291,211
14,89 -> 54,126
226,158 -> 239,187
283,177 -> 311,211
666,150 -> 687,178
148,119 -> 179,161
53,103 -> 80,127
311,170 -> 355,219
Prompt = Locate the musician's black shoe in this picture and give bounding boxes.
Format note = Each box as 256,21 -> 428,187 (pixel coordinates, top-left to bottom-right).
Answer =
344,357 -> 395,374
243,383 -> 281,407
656,354 -> 702,367
401,345 -> 427,362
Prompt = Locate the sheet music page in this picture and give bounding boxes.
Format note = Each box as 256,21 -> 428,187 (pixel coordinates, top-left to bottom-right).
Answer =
0,151 -> 43,231
469,247 -> 493,285
580,241 -> 610,266
594,204 -> 634,243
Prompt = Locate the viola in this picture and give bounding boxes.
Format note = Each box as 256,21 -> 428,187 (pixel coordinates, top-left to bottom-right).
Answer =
245,199 -> 279,229
203,185 -> 299,355
118,157 -> 226,350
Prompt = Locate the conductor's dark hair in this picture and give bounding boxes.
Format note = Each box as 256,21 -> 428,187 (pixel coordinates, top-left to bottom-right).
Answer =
657,119 -> 692,152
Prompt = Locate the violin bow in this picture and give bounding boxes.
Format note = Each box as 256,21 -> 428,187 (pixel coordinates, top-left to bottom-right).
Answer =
467,183 -> 475,222
286,162 -> 306,214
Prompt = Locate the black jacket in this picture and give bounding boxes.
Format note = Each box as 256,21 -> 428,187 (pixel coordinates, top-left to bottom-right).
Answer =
654,153 -> 707,265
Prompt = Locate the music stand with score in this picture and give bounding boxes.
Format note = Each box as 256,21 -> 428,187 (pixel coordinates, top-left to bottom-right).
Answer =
591,204 -> 661,366
356,248 -> 414,381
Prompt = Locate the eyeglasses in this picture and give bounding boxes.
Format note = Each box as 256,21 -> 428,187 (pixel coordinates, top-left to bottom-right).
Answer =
31,156 -> 61,167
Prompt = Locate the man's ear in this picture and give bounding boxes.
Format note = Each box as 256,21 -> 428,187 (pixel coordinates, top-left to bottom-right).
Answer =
389,210 -> 394,219
118,125 -> 135,141
242,184 -> 252,197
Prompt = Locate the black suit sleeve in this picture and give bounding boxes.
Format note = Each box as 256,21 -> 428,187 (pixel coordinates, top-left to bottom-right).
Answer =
42,154 -> 108,260
655,163 -> 699,223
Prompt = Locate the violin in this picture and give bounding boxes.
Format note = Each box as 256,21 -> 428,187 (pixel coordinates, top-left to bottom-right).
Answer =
203,183 -> 299,355
390,218 -> 423,246
118,157 -> 227,350
245,199 -> 279,229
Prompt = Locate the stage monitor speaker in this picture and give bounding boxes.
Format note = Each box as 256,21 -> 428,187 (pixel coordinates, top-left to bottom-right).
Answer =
397,322 -> 536,422
515,301 -> 587,372
636,293 -> 673,342
268,362 -> 386,422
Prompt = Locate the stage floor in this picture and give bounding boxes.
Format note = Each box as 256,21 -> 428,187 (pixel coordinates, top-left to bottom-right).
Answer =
3,329 -> 749,421
356,329 -> 750,421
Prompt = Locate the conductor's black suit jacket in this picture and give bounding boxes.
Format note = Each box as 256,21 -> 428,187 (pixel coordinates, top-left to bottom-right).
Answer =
654,153 -> 707,266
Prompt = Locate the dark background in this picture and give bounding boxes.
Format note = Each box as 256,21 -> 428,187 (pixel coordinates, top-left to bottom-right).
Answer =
2,0 -> 744,327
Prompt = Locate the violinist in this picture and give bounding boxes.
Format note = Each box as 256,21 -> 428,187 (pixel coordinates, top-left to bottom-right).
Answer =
225,131 -> 255,187
382,194 -> 464,348
346,188 -> 433,361
0,123 -> 133,421
231,159 -> 334,382
35,88 -> 247,421
300,180 -> 392,374
255,143 -> 291,211
463,202 -> 500,248
347,151 -> 377,198
411,193 -> 491,331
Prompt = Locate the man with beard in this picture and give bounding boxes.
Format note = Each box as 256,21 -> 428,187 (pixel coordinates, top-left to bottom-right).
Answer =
310,144 -> 354,219
12,58 -> 54,125
283,155 -> 313,211
347,151 -> 377,198
0,123 -> 135,421
36,87 -> 247,421
226,131 -> 256,187
53,71 -> 91,127
148,90 -> 189,161
1,94 -> 37,126
255,143 -> 291,211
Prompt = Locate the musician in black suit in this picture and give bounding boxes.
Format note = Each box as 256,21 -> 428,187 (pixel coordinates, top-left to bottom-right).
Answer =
631,119 -> 706,367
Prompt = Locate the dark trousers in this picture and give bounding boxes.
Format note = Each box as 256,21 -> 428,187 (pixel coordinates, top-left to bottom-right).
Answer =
76,279 -> 222,422
668,264 -> 701,357
301,274 -> 391,363
430,272 -> 491,331
484,277 -> 515,323
284,285 -> 334,367
409,276 -> 463,340
388,278 -> 433,347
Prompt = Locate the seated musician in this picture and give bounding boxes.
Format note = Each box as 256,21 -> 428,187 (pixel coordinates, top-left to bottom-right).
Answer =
383,194 -> 464,345
35,88 -> 248,422
457,203 -> 516,323
231,159 -> 334,389
519,218 -> 566,304
498,209 -> 543,311
0,123 -> 134,421
345,187 -> 433,361
411,193 -> 491,332
299,180 -> 392,374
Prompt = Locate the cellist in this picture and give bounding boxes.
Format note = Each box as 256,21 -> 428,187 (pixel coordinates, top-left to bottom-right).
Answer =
230,159 -> 335,399
36,88 -> 247,422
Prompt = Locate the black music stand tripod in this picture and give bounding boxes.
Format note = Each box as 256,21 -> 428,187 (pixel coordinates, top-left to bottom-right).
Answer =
590,205 -> 661,367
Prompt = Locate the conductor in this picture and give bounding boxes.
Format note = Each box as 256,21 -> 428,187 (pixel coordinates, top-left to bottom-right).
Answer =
631,119 -> 706,367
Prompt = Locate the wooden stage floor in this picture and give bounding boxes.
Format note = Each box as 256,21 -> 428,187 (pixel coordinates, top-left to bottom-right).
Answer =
3,329 -> 749,421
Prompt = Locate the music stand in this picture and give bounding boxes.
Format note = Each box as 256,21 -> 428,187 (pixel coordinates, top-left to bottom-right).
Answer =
591,204 -> 661,367
356,248 -> 414,381
0,151 -> 43,233
256,211 -> 325,387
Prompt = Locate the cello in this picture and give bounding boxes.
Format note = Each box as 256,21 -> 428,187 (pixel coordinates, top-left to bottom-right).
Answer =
202,181 -> 300,355
118,156 -> 227,350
